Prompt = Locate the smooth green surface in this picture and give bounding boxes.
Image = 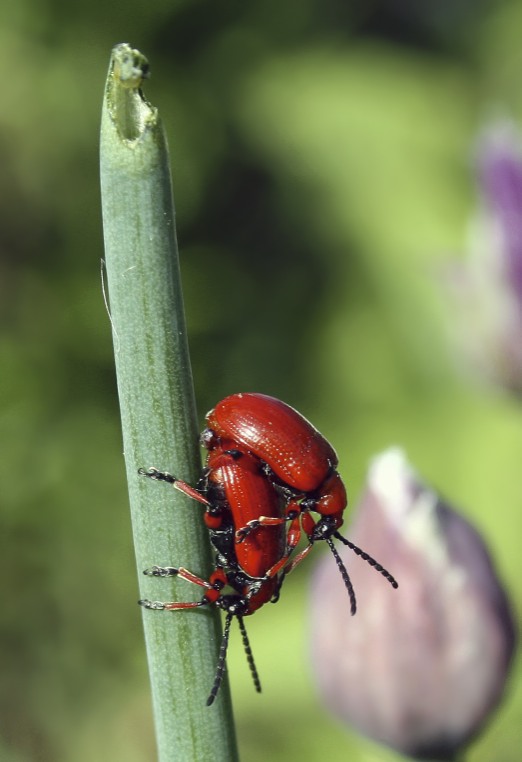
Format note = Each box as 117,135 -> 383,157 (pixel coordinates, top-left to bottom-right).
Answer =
100,44 -> 238,762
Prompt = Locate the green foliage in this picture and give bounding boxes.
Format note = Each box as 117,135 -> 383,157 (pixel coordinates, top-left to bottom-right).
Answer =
2,2 -> 522,761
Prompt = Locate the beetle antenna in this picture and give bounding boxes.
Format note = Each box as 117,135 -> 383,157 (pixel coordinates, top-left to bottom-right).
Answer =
207,612 -> 233,706
333,531 -> 398,590
326,538 -> 357,615
237,614 -> 261,694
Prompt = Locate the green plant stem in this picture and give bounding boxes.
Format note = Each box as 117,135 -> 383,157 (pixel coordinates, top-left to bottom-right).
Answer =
100,43 -> 238,762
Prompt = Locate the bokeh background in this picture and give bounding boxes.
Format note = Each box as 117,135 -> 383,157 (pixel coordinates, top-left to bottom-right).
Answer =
2,1 -> 522,760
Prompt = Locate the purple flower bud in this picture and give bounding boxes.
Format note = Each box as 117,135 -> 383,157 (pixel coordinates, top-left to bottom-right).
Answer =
310,449 -> 516,760
445,120 -> 522,392
477,121 -> 522,304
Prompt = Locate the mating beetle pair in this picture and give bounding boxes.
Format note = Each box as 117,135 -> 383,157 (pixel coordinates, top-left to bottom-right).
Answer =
139,393 -> 398,705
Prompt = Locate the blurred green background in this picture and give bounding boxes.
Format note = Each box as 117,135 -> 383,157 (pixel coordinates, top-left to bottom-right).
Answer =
2,0 -> 522,760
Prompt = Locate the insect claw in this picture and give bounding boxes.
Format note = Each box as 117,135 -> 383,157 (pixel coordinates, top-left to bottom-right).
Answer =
143,566 -> 179,577
138,599 -> 165,610
138,467 -> 160,478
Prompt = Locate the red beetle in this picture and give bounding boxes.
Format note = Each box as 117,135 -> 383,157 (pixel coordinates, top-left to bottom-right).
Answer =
139,393 -> 398,704
204,444 -> 289,579
205,394 -> 396,603
205,393 -> 347,556
204,393 -> 348,573
206,393 -> 345,510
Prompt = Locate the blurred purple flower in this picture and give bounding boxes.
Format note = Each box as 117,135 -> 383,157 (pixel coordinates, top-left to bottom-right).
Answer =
445,119 -> 522,393
310,448 -> 516,760
478,122 -> 522,301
